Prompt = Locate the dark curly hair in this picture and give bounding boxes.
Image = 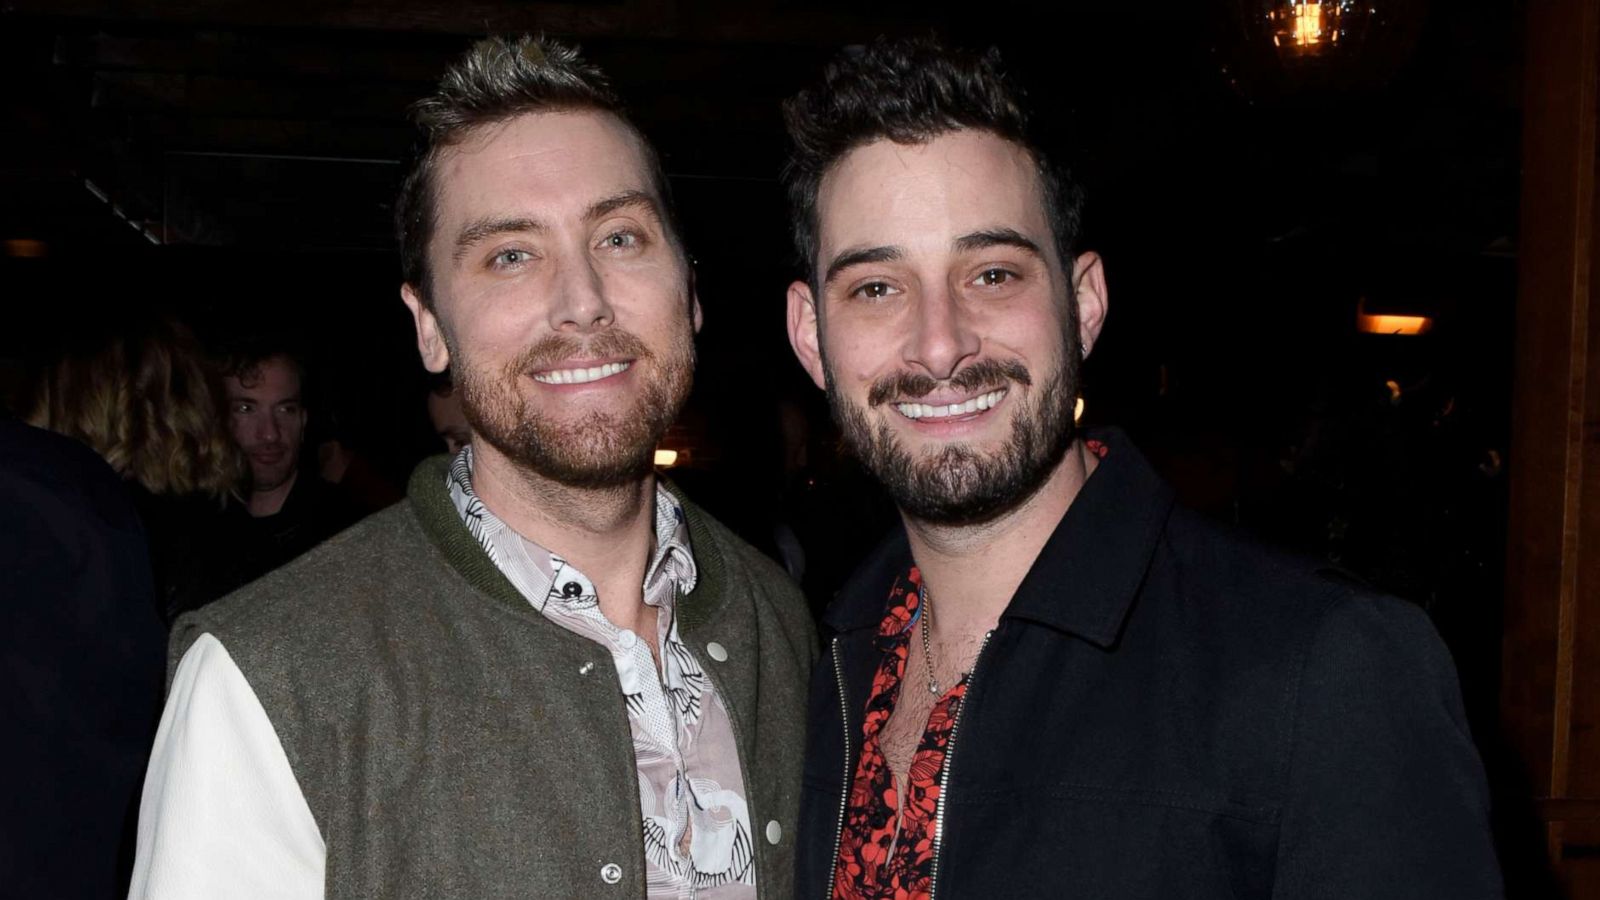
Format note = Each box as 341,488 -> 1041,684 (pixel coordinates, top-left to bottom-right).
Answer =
782,37 -> 1083,294
395,34 -> 681,307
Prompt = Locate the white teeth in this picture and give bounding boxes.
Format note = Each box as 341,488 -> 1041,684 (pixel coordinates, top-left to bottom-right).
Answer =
894,389 -> 1006,420
533,361 -> 630,385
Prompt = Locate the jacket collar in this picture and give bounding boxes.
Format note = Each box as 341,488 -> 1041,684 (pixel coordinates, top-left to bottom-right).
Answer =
406,455 -> 731,629
824,427 -> 1175,649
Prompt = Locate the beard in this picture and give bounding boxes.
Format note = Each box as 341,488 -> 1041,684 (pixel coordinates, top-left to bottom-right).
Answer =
452,323 -> 695,490
825,341 -> 1081,527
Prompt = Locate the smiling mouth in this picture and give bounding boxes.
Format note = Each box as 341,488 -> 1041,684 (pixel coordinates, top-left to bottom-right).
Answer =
893,388 -> 1007,420
531,361 -> 631,385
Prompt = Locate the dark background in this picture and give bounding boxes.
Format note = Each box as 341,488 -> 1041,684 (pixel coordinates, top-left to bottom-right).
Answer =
0,0 -> 1533,884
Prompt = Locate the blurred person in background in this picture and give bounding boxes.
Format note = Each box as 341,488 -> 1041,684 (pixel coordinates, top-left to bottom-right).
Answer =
27,317 -> 246,623
425,371 -> 471,454
211,338 -> 361,601
6,316 -> 236,897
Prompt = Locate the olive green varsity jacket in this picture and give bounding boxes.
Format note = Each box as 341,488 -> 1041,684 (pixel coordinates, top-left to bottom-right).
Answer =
169,457 -> 817,898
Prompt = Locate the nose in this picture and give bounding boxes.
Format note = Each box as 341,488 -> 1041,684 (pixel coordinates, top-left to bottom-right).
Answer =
254,413 -> 280,444
547,252 -> 614,333
906,285 -> 980,380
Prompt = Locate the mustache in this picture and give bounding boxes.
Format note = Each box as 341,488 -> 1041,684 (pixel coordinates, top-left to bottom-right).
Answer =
866,358 -> 1032,407
507,329 -> 653,376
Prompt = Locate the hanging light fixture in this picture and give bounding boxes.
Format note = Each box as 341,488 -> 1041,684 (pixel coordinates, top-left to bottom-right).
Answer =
1267,1 -> 1355,56
1216,0 -> 1422,97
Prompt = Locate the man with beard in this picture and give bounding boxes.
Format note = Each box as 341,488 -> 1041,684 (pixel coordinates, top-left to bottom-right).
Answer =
782,38 -> 1500,899
130,36 -> 814,899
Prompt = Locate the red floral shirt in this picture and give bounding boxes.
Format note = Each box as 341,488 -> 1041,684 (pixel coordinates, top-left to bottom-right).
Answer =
833,567 -> 967,900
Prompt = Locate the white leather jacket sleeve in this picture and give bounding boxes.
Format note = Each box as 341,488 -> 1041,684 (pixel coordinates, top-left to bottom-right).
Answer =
128,633 -> 325,900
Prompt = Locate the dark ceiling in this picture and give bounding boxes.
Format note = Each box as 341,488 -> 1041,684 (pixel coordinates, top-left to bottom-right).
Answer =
0,0 -> 1525,469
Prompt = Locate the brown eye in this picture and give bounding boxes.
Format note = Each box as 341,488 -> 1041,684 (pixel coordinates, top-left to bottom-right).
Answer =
977,268 -> 1013,286
855,281 -> 893,300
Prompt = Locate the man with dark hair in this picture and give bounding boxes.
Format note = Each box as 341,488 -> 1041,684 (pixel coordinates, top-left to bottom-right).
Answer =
784,37 -> 1500,898
219,344 -> 308,518
199,342 -> 360,612
131,35 -> 813,898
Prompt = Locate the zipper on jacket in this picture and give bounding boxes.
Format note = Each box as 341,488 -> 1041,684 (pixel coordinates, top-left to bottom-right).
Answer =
823,636 -> 852,900
928,628 -> 994,900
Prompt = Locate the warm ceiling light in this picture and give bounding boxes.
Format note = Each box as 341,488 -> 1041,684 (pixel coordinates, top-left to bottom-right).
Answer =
1294,2 -> 1325,45
1073,396 -> 1085,424
4,239 -> 48,258
654,449 -> 679,467
1267,0 -> 1360,57
1358,312 -> 1433,336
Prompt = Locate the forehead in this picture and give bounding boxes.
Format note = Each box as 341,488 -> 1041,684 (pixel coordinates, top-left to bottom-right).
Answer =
433,110 -> 656,227
227,356 -> 301,398
816,130 -> 1052,261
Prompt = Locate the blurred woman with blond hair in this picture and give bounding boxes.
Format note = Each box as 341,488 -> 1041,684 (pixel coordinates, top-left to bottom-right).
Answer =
29,317 -> 246,622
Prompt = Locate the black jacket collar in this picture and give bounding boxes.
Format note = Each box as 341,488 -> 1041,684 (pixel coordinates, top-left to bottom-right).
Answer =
824,427 -> 1176,649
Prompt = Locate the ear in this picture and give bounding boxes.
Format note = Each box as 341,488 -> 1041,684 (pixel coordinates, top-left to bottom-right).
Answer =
1072,251 -> 1109,356
786,280 -> 827,390
401,283 -> 452,374
689,266 -> 704,334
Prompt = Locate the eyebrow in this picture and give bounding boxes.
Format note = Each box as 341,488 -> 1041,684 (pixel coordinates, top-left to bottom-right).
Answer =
823,245 -> 903,286
585,189 -> 660,223
453,216 -> 544,261
821,227 -> 1046,287
450,190 -> 663,262
953,227 -> 1044,258
227,392 -> 301,404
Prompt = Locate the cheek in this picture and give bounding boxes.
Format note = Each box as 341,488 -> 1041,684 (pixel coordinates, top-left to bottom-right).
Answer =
974,304 -> 1066,361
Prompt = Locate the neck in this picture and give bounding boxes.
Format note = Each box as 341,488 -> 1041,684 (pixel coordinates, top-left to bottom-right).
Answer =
248,469 -> 298,517
469,442 -> 657,631
905,439 -> 1098,641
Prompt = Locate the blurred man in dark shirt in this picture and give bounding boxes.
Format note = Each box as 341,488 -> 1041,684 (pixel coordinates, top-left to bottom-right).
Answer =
209,343 -> 358,600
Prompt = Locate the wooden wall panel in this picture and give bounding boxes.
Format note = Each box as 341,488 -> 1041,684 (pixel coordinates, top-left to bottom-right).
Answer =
1505,0 -> 1600,893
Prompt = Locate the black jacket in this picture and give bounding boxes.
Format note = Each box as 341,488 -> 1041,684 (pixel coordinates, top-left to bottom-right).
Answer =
0,417 -> 166,898
796,429 -> 1501,899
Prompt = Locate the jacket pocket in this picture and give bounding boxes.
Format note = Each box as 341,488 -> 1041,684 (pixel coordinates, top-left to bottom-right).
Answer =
940,783 -> 1279,900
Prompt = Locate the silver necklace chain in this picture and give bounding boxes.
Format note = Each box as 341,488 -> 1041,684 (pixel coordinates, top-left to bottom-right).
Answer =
920,586 -> 965,696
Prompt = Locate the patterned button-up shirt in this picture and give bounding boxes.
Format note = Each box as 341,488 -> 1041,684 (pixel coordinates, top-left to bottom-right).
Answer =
448,447 -> 755,898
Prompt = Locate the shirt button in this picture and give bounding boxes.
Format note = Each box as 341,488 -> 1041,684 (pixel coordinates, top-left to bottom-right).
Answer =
765,820 -> 782,845
600,862 -> 622,884
617,630 -> 638,650
706,641 -> 728,662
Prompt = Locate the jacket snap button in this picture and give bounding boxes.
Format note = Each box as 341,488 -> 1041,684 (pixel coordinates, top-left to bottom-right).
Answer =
765,820 -> 782,844
706,641 -> 729,662
578,661 -> 595,675
600,862 -> 622,884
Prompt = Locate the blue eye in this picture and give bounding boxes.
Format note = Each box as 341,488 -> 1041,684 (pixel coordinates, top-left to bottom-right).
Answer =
600,230 -> 639,250
492,249 -> 532,268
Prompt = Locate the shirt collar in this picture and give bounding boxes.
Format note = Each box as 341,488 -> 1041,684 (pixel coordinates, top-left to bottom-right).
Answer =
444,444 -> 698,604
826,427 -> 1175,649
